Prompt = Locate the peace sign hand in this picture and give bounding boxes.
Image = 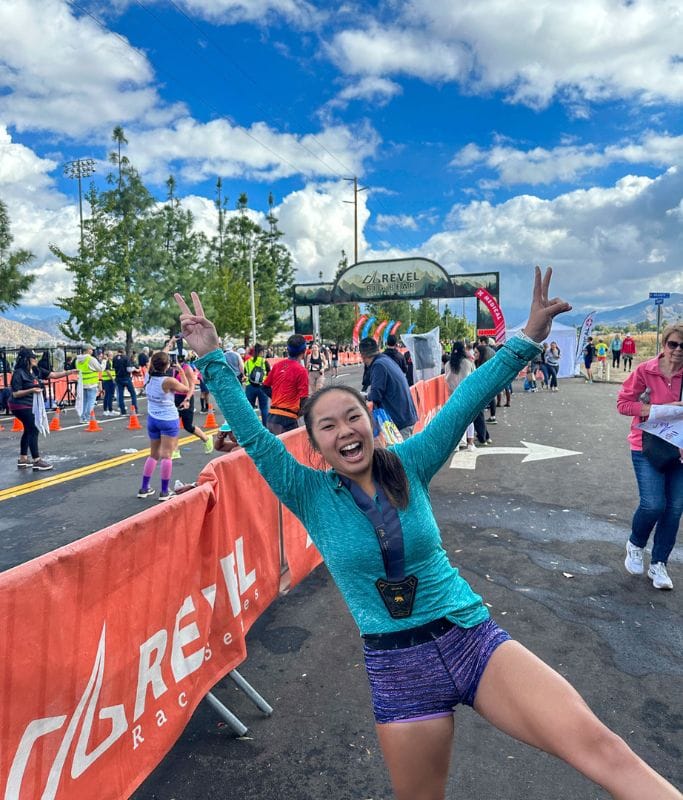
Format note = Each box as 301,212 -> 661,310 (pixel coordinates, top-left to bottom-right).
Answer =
522,267 -> 572,343
174,293 -> 221,357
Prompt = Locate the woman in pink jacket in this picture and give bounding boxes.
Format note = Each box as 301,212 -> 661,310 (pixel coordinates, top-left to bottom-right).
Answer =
617,324 -> 683,590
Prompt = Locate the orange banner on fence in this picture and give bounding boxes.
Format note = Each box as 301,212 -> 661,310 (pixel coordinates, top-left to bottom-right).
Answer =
280,430 -> 324,587
0,468 -> 280,800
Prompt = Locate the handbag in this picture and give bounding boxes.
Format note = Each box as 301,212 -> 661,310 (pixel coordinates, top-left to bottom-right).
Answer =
641,380 -> 683,472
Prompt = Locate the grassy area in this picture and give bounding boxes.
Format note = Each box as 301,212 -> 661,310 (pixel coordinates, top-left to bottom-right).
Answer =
593,332 -> 658,359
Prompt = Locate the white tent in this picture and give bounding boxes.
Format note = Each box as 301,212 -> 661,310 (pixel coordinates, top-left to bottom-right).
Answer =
506,320 -> 577,378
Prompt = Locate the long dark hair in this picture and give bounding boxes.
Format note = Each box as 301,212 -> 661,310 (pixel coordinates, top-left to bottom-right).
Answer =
302,385 -> 410,509
448,341 -> 467,374
15,346 -> 33,372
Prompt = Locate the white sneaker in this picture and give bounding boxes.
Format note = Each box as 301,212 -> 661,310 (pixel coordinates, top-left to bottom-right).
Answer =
624,541 -> 645,575
647,562 -> 673,590
466,443 -> 476,452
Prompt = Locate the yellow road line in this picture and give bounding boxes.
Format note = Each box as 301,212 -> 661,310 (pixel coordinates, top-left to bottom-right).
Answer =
0,431 -> 217,503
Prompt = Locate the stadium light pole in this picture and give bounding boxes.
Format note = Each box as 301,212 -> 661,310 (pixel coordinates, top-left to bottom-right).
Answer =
63,158 -> 96,253
248,246 -> 257,347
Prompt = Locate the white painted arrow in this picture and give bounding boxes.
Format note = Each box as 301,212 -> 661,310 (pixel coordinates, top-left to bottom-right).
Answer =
449,440 -> 581,470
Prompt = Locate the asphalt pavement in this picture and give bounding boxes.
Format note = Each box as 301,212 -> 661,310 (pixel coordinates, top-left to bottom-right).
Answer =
1,371 -> 681,798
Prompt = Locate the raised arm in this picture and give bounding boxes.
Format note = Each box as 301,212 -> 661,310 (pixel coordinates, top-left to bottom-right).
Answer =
175,293 -> 313,514
398,267 -> 571,481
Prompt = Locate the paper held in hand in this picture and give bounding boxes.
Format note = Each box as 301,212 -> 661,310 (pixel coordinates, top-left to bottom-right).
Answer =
637,405 -> 683,449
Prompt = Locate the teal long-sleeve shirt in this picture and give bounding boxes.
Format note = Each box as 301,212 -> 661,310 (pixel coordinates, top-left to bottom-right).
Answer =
197,336 -> 539,635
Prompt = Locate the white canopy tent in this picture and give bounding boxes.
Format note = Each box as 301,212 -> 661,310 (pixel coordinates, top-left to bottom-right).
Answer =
506,320 -> 577,378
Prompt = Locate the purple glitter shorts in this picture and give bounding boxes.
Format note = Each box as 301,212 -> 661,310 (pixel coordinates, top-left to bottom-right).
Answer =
363,618 -> 511,725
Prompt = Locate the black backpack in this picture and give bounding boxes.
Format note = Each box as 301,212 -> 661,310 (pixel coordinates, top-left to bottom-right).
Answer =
248,359 -> 265,385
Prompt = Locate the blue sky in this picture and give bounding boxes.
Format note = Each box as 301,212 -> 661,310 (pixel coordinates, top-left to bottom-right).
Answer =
0,0 -> 681,324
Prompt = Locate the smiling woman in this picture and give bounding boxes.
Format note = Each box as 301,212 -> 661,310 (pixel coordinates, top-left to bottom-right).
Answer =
174,272 -> 681,799
617,322 -> 683,592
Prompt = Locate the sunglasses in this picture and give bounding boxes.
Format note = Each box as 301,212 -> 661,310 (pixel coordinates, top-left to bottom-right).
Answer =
665,340 -> 683,350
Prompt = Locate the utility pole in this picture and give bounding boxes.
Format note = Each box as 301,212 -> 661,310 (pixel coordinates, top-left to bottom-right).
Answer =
63,158 -> 96,253
343,176 -> 367,264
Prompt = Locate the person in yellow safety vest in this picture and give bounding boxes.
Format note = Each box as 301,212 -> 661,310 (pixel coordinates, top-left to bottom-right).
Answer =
243,343 -> 271,426
100,350 -> 117,416
75,346 -> 105,423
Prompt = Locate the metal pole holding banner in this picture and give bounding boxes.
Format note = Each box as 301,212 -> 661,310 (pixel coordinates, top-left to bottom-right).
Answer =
204,670 -> 273,737
650,293 -> 669,354
229,670 -> 274,715
205,691 -> 249,736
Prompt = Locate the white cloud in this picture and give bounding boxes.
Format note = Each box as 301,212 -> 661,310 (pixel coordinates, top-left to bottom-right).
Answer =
168,0 -> 320,25
420,167 -> 682,311
329,1 -> 683,107
375,213 -> 419,231
451,132 -> 683,186
0,127 -> 81,305
329,25 -> 470,81
327,77 -> 402,109
127,117 -> 379,183
0,126 -> 59,203
0,0 -> 180,138
276,180 -> 370,281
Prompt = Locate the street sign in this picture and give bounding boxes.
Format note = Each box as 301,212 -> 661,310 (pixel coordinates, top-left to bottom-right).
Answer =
649,292 -> 670,299
654,298 -> 664,305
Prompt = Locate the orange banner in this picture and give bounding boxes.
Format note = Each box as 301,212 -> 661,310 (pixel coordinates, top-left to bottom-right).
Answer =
279,430 -> 324,588
0,471 -> 279,800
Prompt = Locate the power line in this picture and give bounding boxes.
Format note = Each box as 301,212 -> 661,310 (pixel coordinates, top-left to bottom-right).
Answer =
66,0 -> 331,180
162,0 -> 355,177
65,1 -> 418,258
129,0 -> 352,180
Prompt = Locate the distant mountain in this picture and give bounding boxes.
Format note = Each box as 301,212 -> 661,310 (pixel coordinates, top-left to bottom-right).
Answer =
562,294 -> 683,327
0,317 -> 58,347
2,306 -> 70,340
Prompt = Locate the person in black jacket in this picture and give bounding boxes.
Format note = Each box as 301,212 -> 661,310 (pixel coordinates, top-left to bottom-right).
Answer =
360,337 -> 418,438
383,334 -> 408,375
10,347 -> 76,470
112,348 -> 139,415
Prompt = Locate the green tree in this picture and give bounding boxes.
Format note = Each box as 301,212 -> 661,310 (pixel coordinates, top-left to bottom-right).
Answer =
145,176 -> 208,337
440,306 -> 474,342
635,320 -> 655,332
52,127 -> 165,350
320,251 -> 356,343
413,299 -> 441,333
202,190 -> 294,344
0,199 -> 36,311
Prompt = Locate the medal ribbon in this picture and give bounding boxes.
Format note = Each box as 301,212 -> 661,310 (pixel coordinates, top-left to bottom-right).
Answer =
340,476 -> 406,581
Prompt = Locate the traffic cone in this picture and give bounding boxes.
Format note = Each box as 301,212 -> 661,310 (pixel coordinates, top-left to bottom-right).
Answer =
49,407 -> 62,432
86,409 -> 103,432
127,409 -> 142,430
12,416 -> 23,432
205,403 -> 218,428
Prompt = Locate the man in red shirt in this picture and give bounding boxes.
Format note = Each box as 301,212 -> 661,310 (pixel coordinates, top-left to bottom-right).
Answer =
263,334 -> 309,434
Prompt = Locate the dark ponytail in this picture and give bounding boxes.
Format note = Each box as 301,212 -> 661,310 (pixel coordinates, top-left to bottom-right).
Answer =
372,447 -> 409,509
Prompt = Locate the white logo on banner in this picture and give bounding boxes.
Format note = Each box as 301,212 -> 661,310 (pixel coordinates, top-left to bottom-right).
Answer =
5,537 -> 257,800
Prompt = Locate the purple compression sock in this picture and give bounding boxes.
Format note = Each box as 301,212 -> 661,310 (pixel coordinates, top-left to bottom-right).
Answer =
160,458 -> 172,494
140,457 -> 158,491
